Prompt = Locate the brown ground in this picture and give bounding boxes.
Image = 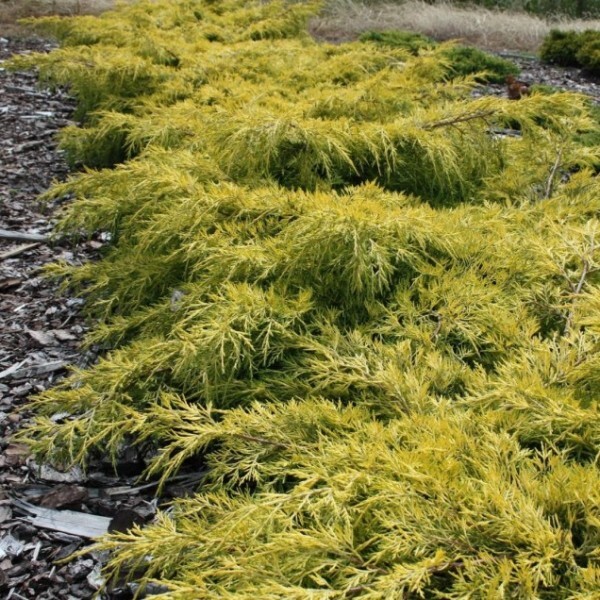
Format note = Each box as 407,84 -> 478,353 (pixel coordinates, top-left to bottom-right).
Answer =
0,34 -> 201,600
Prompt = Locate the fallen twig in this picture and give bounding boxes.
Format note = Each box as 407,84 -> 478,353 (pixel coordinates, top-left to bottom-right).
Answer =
0,360 -> 68,380
0,243 -> 41,260
0,229 -> 48,243
104,471 -> 208,497
11,497 -> 111,539
0,360 -> 27,380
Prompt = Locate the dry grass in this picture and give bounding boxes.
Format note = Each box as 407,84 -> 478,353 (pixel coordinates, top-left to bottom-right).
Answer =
312,0 -> 600,52
0,0 -> 117,36
2,0 -> 598,52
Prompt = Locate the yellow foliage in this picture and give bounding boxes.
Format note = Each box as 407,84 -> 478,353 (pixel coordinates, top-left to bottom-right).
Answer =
10,0 -> 600,597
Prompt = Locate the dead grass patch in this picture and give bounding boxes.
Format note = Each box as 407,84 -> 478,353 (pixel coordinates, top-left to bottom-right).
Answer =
3,0 -> 599,52
312,0 -> 600,52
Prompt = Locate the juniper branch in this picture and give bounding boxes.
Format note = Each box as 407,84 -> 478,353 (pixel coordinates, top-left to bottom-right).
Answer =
543,145 -> 563,200
235,433 -> 289,450
423,109 -> 496,130
564,236 -> 596,336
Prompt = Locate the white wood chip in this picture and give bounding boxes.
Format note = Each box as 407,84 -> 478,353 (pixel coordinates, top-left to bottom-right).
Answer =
0,534 -> 25,559
27,329 -> 55,346
12,498 -> 111,539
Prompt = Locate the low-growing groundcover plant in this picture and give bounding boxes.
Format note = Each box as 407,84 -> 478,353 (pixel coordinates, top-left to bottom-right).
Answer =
11,0 -> 600,597
359,30 -> 519,83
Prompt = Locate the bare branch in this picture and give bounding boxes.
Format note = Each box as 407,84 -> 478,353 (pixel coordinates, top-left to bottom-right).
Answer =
0,229 -> 48,243
0,243 -> 41,260
423,109 -> 496,131
432,311 -> 443,339
564,235 -> 596,336
543,146 -> 563,200
235,433 -> 288,450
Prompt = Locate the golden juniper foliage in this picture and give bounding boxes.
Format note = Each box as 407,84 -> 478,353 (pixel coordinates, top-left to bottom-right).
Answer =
10,0 -> 600,596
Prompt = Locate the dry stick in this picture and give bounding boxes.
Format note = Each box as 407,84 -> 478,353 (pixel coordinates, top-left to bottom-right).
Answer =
0,242 -> 40,260
11,497 -> 111,538
0,360 -> 68,380
0,229 -> 48,243
544,146 -> 563,200
431,311 -> 443,339
105,471 -> 208,496
563,259 -> 589,336
236,433 -> 289,450
424,109 -> 496,130
0,360 -> 27,380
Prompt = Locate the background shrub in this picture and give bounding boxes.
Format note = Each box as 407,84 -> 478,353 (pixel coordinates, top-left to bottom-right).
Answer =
361,30 -> 519,82
417,0 -> 600,18
540,28 -> 600,72
540,29 -> 583,66
358,29 -> 435,53
442,45 -> 519,82
577,36 -> 600,73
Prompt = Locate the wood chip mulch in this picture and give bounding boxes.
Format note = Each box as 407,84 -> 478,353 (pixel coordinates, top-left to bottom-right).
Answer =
0,36 -> 202,600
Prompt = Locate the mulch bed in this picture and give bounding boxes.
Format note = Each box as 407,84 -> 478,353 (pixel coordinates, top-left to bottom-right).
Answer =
0,32 -> 598,600
0,36 -> 202,600
497,52 -> 600,102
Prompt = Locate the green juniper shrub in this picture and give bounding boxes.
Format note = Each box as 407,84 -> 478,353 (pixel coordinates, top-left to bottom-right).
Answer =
441,45 -> 519,83
577,36 -> 600,75
358,29 -> 435,54
360,30 -> 519,83
540,29 -> 583,66
540,29 -> 600,70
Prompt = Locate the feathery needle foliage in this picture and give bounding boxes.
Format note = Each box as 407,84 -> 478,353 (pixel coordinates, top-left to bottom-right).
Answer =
10,0 -> 600,597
